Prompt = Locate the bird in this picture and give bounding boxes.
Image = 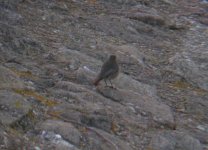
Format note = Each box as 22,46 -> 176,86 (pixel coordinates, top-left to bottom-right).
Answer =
93,55 -> 119,87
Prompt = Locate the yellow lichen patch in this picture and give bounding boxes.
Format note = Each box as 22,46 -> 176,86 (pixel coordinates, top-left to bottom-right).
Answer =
168,80 -> 191,89
145,147 -> 154,150
10,68 -> 37,79
6,126 -> 23,136
14,100 -> 23,108
168,80 -> 208,96
111,121 -> 119,134
47,110 -> 63,119
27,109 -> 36,120
193,88 -> 208,96
13,89 -> 59,107
87,0 -> 97,5
80,127 -> 88,133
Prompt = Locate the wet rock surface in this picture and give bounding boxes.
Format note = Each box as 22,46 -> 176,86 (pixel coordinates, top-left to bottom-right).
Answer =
0,0 -> 208,149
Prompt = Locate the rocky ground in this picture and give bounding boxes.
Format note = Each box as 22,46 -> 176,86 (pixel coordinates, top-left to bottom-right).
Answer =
0,0 -> 208,150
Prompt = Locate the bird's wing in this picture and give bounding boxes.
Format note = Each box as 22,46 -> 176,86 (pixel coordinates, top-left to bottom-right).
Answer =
100,68 -> 115,79
98,58 -> 118,79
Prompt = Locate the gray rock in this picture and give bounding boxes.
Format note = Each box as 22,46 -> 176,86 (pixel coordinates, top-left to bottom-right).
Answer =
150,131 -> 202,150
0,124 -> 5,148
0,0 -> 207,149
115,74 -> 156,97
97,85 -> 174,128
0,65 -> 25,89
38,120 -> 81,146
0,0 -> 23,10
0,90 -> 31,125
169,50 -> 208,90
76,66 -> 96,85
168,25 -> 208,90
127,11 -> 165,26
56,47 -> 101,70
83,127 -> 133,150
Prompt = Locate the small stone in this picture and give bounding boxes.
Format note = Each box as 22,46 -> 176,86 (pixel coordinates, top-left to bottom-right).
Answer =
196,125 -> 206,131
42,16 -> 46,20
128,106 -> 136,113
34,146 -> 41,150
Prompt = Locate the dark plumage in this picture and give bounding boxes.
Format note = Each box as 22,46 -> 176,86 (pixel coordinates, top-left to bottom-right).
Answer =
94,55 -> 119,86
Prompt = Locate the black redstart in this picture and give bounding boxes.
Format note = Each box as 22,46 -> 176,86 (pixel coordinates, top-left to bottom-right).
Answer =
93,55 -> 119,87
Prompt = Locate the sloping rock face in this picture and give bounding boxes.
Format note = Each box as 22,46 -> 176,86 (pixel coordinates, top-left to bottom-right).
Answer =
149,131 -> 203,150
0,0 -> 208,150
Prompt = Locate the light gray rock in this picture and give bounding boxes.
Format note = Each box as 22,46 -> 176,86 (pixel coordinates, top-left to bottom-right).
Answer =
76,66 -> 96,85
56,47 -> 101,70
39,120 -> 82,146
115,74 -> 156,97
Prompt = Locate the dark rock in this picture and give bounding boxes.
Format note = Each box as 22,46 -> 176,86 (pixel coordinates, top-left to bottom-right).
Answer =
0,24 -> 44,57
0,0 -> 23,10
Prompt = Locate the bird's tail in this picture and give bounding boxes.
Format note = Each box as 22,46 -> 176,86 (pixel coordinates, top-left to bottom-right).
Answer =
93,77 -> 101,86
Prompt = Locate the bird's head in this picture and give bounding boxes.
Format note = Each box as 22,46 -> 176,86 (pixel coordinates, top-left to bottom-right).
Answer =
109,55 -> 116,60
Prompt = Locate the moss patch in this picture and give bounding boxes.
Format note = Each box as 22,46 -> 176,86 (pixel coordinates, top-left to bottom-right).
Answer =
168,80 -> 208,96
168,80 -> 191,89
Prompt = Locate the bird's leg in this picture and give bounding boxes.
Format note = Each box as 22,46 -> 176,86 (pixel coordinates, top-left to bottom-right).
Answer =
109,80 -> 113,88
104,79 -> 108,87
